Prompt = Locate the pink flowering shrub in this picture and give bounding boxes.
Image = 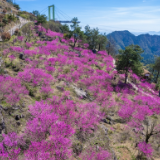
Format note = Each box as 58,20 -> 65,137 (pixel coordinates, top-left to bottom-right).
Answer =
75,102 -> 102,133
10,46 -> 24,53
9,54 -> 16,61
3,49 -> 10,56
79,147 -> 111,160
18,68 -> 53,87
0,132 -> 25,160
1,27 -> 160,159
83,43 -> 89,48
0,76 -> 28,105
24,101 -> 75,160
26,42 -> 32,48
138,142 -> 153,158
17,36 -> 24,42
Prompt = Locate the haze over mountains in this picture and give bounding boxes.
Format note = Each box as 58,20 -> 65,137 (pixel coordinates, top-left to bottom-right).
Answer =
132,31 -> 160,36
107,30 -> 160,64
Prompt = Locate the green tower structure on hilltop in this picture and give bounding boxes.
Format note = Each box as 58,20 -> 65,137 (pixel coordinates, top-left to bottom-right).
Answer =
48,5 -> 55,21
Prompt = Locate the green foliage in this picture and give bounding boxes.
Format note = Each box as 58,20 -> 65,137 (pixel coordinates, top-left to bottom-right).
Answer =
152,56 -> 160,83
25,85 -> 36,97
32,10 -> 40,17
5,58 -> 12,67
13,3 -> 20,10
63,33 -> 72,40
116,44 -> 144,83
11,58 -> 21,72
84,25 -> 99,49
155,78 -> 160,90
84,25 -> 107,50
70,17 -> 83,47
70,17 -> 79,31
2,17 -> 8,25
37,14 -> 47,25
42,21 -> 62,33
7,14 -> 17,22
72,141 -> 83,156
97,33 -> 107,51
0,67 -> 4,75
18,11 -> 36,21
60,24 -> 70,33
20,14 -> 29,20
0,22 -> 5,27
6,0 -> 13,4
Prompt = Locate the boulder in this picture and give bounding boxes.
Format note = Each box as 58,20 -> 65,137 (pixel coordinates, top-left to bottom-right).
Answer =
0,57 -> 3,67
78,53 -> 82,57
15,115 -> 20,121
3,69 -> 8,74
71,85 -> 87,99
19,53 -> 25,60
100,124 -> 108,135
56,86 -> 64,91
20,114 -> 24,118
38,32 -> 42,36
92,49 -> 97,54
16,122 -> 21,126
101,119 -> 110,124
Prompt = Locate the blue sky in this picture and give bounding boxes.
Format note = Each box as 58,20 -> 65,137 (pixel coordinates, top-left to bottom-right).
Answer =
15,0 -> 160,35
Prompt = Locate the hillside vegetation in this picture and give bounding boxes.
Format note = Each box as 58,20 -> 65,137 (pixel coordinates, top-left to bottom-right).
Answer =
0,21 -> 160,160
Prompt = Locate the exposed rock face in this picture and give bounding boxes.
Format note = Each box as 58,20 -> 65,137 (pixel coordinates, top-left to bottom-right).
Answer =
71,85 -> 87,99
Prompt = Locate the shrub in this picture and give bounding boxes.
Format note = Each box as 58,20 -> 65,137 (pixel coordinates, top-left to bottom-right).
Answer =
0,22 -> 4,27
1,32 -> 11,41
3,9 -> 7,13
14,28 -> 19,35
2,18 -> 8,25
13,4 -> 20,10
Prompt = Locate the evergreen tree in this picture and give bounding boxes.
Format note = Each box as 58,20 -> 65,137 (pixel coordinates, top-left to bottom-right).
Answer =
13,3 -> 20,10
153,56 -> 160,83
70,17 -> 82,47
32,10 -> 40,17
116,44 -> 144,83
37,14 -> 47,24
6,0 -> 13,4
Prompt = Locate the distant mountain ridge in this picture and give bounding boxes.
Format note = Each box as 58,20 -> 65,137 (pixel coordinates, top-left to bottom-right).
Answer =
131,31 -> 160,36
107,30 -> 160,64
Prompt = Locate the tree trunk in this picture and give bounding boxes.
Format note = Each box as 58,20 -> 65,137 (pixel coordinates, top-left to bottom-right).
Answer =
73,38 -> 77,48
156,71 -> 159,83
145,134 -> 151,144
125,72 -> 128,84
98,43 -> 100,51
152,68 -> 154,75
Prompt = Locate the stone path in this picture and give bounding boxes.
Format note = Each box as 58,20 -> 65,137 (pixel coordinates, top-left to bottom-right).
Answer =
0,16 -> 30,41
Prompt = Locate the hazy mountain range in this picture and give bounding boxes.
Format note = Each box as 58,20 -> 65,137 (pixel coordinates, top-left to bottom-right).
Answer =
106,30 -> 160,64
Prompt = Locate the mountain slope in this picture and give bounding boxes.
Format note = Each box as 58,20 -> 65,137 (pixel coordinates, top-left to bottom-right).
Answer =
107,30 -> 160,64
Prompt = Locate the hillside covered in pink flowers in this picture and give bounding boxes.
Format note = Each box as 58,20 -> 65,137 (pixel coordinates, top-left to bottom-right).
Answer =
0,23 -> 160,160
